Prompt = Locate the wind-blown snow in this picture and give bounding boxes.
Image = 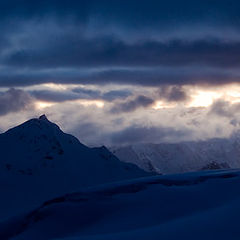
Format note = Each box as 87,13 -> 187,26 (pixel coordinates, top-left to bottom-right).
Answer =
1,169 -> 240,240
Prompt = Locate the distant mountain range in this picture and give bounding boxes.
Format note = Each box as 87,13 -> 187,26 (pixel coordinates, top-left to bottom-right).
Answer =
0,115 -> 148,220
111,135 -> 240,174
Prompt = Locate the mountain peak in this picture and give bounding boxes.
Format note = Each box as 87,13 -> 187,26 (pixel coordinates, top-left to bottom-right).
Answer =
39,114 -> 49,121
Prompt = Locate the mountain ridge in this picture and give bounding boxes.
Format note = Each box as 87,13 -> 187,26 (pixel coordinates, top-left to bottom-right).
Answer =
0,115 -> 149,220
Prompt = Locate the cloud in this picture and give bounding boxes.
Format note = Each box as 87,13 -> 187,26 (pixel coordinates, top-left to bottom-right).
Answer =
110,95 -> 154,113
71,88 -> 101,98
110,125 -> 191,145
0,0 -> 239,28
0,65 -> 239,88
158,85 -> 189,102
0,88 -> 34,116
1,0 -> 240,146
30,88 -> 132,103
102,90 -> 132,101
209,100 -> 240,119
5,37 -> 240,69
30,90 -> 80,102
0,6 -> 239,88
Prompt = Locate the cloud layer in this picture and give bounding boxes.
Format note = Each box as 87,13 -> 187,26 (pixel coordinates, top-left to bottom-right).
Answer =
0,88 -> 33,116
0,1 -> 240,146
0,1 -> 240,87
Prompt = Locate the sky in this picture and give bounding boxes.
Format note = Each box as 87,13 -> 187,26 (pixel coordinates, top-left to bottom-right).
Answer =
1,0 -> 240,146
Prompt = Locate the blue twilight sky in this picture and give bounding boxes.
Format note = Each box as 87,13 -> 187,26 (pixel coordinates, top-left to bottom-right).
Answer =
1,0 -> 240,146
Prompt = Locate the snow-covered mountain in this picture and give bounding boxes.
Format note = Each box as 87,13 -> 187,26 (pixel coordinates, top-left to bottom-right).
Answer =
1,169 -> 240,240
0,115 -> 148,220
111,136 -> 240,174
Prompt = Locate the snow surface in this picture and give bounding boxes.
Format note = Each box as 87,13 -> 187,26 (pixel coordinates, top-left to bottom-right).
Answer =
0,115 -> 149,221
111,137 -> 240,174
1,169 -> 240,240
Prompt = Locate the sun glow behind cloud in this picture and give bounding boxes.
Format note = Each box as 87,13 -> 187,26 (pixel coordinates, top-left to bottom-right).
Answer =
2,82 -> 240,145
35,99 -> 104,110
76,100 -> 105,108
188,90 -> 222,107
43,83 -> 68,91
187,84 -> 240,107
153,101 -> 177,109
35,101 -> 55,110
151,84 -> 240,109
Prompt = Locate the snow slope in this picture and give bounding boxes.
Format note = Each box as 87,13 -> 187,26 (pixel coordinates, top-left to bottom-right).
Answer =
0,115 -> 149,220
1,169 -> 240,240
111,137 -> 240,174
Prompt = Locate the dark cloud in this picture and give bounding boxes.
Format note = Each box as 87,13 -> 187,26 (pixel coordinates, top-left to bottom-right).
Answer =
30,90 -> 81,102
209,100 -> 240,118
0,66 -> 239,88
0,0 -> 240,27
72,88 -> 132,101
110,95 -> 154,113
0,1 -> 239,88
158,86 -> 189,102
5,38 -> 240,69
30,88 -> 132,102
102,90 -> 132,101
110,125 -> 191,145
0,0 -> 239,103
0,88 -> 33,116
71,88 -> 101,98
1,30 -> 240,88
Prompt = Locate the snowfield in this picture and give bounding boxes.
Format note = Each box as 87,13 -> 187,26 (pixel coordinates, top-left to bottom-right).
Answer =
1,169 -> 240,240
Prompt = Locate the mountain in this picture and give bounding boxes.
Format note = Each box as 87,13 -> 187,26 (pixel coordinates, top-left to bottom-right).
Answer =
1,169 -> 240,240
111,136 -> 240,174
0,115 -> 149,220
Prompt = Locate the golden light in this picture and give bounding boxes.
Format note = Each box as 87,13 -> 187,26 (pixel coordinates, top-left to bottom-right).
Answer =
152,101 -> 177,109
31,83 -> 240,112
76,100 -> 105,108
43,83 -> 68,91
228,91 -> 240,98
188,90 -> 222,107
226,89 -> 240,103
35,101 -> 55,110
